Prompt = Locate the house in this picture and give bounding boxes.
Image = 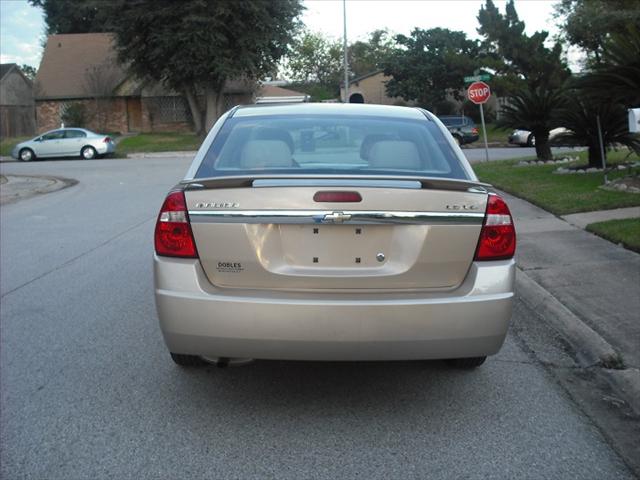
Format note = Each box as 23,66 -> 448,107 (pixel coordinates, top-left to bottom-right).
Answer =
339,70 -> 406,106
255,84 -> 310,103
340,70 -> 501,119
0,63 -> 35,138
34,33 -> 255,134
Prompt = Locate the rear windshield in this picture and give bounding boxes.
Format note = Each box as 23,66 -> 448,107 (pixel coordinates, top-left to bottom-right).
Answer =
196,114 -> 469,180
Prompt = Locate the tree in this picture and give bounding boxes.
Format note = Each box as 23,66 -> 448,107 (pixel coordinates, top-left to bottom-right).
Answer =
28,0 -> 115,34
477,0 -> 570,92
575,27 -> 640,107
560,28 -> 640,168
19,65 -> 37,80
286,31 -> 343,85
110,0 -> 303,133
553,0 -> 640,64
497,88 -> 566,161
349,29 -> 395,78
382,28 -> 480,111
555,96 -> 640,167
478,0 -> 570,160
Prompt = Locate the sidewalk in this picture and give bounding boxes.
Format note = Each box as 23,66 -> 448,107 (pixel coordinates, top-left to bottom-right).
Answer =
504,192 -> 640,410
562,206 -> 640,229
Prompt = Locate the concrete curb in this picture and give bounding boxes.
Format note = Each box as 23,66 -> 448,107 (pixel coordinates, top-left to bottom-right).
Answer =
516,267 -> 640,415
516,268 -> 619,367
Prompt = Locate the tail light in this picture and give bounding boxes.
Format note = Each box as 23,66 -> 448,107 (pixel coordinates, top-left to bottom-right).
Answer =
474,194 -> 516,261
154,191 -> 198,258
472,128 -> 479,135
103,137 -> 112,143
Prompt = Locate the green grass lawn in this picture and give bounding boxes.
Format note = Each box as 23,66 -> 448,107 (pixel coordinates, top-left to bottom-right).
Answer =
117,132 -> 202,154
586,218 -> 640,253
0,136 -> 30,157
474,149 -> 640,215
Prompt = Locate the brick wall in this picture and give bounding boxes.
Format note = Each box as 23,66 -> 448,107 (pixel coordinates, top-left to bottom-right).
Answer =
36,98 -> 129,134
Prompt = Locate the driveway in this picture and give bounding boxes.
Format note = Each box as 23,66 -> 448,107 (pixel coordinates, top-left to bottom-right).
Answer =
0,157 -> 634,479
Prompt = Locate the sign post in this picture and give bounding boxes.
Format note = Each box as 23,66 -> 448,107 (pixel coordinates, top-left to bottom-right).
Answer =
467,81 -> 491,163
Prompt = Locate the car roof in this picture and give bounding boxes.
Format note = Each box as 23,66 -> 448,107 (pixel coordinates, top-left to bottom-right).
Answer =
233,102 -> 427,120
41,128 -> 93,134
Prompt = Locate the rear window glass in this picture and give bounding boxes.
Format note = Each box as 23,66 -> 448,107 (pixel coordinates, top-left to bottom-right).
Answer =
196,114 -> 469,180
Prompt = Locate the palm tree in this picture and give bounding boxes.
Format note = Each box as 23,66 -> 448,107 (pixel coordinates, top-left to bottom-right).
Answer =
497,87 -> 566,161
576,26 -> 640,107
555,96 -> 640,168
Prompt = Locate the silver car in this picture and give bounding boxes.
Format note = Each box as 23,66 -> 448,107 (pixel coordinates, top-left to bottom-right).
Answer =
11,128 -> 116,161
154,104 -> 516,369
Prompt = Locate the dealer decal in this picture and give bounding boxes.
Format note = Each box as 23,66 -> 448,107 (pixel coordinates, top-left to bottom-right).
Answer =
216,261 -> 244,273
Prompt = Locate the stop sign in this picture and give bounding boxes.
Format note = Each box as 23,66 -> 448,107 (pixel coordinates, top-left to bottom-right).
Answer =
467,81 -> 491,104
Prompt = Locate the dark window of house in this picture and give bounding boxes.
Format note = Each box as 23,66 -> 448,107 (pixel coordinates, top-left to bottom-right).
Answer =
151,96 -> 192,123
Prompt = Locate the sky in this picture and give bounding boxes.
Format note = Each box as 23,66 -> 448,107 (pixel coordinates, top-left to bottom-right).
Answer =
0,0 -> 574,70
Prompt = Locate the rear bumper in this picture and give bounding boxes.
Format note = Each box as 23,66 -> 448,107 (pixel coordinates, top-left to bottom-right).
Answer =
154,257 -> 515,361
96,142 -> 115,154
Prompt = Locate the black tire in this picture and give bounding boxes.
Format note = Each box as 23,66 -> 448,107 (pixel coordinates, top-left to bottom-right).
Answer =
170,352 -> 205,367
19,148 -> 35,162
453,135 -> 462,146
81,146 -> 97,160
446,356 -> 487,369
526,134 -> 535,147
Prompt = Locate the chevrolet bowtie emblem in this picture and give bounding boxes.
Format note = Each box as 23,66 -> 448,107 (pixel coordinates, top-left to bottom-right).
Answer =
322,212 -> 351,223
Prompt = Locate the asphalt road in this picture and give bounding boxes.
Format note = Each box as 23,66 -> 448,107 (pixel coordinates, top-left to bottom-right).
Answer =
463,146 -> 580,163
0,157 -> 634,479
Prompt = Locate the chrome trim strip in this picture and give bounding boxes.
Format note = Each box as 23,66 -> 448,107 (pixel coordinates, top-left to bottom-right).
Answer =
252,179 -> 422,189
188,210 -> 484,225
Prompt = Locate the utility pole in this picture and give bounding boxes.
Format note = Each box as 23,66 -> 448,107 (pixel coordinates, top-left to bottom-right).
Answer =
343,0 -> 349,103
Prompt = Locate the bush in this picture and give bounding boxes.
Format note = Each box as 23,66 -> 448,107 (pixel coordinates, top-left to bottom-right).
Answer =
61,102 -> 89,127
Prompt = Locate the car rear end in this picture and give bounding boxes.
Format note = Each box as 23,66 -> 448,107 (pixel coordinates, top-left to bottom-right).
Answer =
92,133 -> 116,156
154,104 -> 515,364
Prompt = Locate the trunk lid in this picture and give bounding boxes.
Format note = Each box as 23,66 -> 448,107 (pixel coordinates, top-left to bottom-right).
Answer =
185,178 -> 487,291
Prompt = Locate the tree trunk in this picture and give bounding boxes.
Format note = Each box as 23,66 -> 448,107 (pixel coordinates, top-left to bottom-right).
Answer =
184,87 -> 203,135
205,81 -> 225,132
534,132 -> 552,161
588,144 -> 606,168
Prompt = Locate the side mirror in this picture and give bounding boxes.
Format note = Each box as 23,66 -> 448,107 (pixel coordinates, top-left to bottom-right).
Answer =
35,137 -> 42,142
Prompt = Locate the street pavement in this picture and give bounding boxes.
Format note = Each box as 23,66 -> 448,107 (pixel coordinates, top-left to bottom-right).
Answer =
463,146 -> 579,163
0,157 -> 636,479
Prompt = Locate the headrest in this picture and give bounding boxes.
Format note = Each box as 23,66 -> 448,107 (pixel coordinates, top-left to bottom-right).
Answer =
240,140 -> 293,169
368,140 -> 421,170
360,134 -> 396,160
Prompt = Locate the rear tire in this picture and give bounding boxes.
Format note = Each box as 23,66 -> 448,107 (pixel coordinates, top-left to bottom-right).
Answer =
526,134 -> 535,147
446,356 -> 487,369
170,352 -> 205,367
19,148 -> 35,162
453,135 -> 462,146
81,146 -> 97,160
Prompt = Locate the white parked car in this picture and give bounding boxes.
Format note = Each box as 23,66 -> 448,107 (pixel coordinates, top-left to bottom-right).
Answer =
11,128 -> 116,161
508,127 -> 569,147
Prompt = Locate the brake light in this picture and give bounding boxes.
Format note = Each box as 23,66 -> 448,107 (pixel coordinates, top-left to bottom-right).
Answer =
472,128 -> 479,135
474,194 -> 516,261
313,191 -> 362,202
103,137 -> 112,143
154,191 -> 198,258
